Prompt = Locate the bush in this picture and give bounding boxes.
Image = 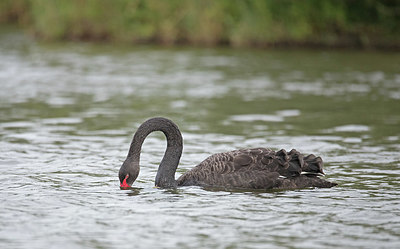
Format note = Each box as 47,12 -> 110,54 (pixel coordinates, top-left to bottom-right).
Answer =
1,0 -> 399,48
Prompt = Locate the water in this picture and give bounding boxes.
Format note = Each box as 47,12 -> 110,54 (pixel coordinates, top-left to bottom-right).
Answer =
0,29 -> 399,249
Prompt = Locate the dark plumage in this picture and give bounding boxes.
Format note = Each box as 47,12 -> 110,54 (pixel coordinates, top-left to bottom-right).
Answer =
119,117 -> 337,190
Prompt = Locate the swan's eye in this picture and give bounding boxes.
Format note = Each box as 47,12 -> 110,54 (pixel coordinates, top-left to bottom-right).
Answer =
120,174 -> 131,189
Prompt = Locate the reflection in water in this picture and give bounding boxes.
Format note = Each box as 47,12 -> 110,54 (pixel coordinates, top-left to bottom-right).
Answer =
0,30 -> 399,249
124,187 -> 142,196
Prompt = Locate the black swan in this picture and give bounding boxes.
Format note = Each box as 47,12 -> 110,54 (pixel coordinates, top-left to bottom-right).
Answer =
119,117 -> 337,190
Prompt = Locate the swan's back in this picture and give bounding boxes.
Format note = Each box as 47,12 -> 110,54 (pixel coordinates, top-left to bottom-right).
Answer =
177,148 -> 337,189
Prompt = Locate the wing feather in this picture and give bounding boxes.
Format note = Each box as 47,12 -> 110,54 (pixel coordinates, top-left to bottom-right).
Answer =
177,147 -> 331,189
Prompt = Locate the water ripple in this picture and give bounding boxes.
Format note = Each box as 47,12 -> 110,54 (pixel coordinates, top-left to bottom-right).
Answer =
1,31 -> 399,249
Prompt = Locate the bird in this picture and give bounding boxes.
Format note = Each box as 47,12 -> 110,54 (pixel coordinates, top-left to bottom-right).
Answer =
118,117 -> 337,190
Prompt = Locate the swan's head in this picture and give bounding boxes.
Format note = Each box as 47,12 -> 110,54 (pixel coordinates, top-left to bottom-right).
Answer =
119,159 -> 139,189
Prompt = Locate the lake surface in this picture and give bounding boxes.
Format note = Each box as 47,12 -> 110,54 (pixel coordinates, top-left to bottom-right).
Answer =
0,29 -> 399,249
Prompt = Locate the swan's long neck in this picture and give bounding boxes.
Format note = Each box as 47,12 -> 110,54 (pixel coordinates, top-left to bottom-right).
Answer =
126,117 -> 183,188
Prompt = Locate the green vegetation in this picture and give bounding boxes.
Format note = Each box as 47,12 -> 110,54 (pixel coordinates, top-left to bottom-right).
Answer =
1,0 -> 399,48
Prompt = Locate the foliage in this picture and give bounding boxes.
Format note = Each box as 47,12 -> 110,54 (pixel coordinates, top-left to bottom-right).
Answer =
1,0 -> 399,48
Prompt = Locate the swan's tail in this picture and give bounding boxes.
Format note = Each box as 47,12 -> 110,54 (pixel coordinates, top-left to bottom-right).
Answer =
286,150 -> 337,188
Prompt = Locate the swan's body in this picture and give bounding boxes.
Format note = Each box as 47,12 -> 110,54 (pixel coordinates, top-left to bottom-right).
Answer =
119,117 -> 337,190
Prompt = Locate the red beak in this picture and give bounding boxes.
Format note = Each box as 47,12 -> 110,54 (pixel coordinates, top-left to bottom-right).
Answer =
120,174 -> 131,189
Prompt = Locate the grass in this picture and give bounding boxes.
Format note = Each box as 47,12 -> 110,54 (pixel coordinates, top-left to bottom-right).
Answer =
1,0 -> 399,48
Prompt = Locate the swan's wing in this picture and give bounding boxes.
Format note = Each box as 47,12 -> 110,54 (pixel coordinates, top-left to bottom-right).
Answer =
177,148 -> 326,188
178,170 -> 336,189
178,169 -> 283,189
